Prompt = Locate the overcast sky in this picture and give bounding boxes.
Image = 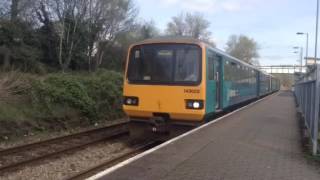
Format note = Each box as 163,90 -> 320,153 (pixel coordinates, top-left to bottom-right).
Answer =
135,0 -> 317,66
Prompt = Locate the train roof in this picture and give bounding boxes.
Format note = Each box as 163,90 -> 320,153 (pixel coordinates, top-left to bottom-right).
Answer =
134,36 -> 204,46
133,37 -> 272,76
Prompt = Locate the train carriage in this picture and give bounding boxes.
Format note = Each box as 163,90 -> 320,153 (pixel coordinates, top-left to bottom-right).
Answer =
123,37 -> 279,132
259,72 -> 271,96
271,76 -> 281,92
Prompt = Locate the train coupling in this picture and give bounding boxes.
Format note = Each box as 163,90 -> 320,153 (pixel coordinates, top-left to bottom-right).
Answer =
150,116 -> 170,134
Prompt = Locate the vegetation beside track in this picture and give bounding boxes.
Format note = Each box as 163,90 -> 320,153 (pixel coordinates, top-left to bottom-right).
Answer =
0,70 -> 124,141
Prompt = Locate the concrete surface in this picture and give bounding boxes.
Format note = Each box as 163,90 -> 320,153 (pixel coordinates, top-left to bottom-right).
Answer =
97,91 -> 320,180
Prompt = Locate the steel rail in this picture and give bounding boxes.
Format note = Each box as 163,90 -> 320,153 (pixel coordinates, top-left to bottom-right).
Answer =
65,141 -> 161,180
0,121 -> 129,156
0,122 -> 129,173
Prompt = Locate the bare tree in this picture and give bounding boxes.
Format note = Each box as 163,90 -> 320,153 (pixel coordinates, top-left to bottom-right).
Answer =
166,13 -> 185,36
226,35 -> 259,65
86,0 -> 137,71
0,0 -> 11,18
35,1 -> 58,66
48,0 -> 88,72
10,0 -> 19,20
166,12 -> 214,45
139,20 -> 159,39
0,0 -> 138,72
185,13 -> 211,40
0,0 -> 39,22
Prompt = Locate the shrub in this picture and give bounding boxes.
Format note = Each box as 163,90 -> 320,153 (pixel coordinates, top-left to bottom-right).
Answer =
31,70 -> 123,122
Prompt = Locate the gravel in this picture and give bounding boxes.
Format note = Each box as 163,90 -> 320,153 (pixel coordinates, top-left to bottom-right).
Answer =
1,139 -> 132,180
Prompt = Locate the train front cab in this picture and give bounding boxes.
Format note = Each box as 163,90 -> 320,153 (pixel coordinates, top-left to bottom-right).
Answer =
122,40 -> 211,132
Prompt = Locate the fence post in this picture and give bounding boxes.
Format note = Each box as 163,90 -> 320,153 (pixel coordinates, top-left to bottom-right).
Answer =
313,64 -> 320,155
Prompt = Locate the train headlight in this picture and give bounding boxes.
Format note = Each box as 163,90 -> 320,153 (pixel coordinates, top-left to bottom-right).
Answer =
193,102 -> 200,108
186,100 -> 204,110
123,96 -> 139,106
126,98 -> 132,105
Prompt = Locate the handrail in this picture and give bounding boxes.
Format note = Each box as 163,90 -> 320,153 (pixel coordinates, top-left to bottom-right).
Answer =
294,64 -> 320,155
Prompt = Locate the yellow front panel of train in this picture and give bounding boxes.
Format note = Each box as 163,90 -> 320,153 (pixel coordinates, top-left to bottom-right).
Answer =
123,84 -> 205,121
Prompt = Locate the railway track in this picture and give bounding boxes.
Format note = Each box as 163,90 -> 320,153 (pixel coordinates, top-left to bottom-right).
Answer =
0,122 -> 130,174
65,140 -> 162,180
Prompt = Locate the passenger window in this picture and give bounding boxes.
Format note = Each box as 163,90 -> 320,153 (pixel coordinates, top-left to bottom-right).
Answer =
208,52 -> 214,80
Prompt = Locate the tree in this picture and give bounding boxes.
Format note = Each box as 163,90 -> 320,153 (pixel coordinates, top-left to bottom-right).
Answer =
167,13 -> 185,36
0,0 -> 139,73
0,1 -> 10,18
225,35 -> 259,65
34,0 -> 137,72
10,0 -> 19,20
100,20 -> 159,71
166,12 -> 214,45
54,0 -> 88,72
0,0 -> 38,23
0,0 -> 21,20
139,20 -> 159,39
0,0 -> 43,72
36,1 -> 59,68
86,0 -> 137,71
0,20 -> 42,72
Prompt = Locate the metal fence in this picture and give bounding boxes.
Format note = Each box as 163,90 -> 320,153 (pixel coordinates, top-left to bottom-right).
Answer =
294,64 -> 320,155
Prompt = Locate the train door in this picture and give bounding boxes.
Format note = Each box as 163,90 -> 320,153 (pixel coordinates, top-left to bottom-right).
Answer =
207,50 -> 222,113
214,56 -> 222,109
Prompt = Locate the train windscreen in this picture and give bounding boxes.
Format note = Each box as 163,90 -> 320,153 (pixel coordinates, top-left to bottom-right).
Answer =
127,44 -> 201,85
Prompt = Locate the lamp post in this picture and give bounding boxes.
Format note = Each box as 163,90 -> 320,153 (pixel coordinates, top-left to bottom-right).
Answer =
297,32 -> 309,65
315,0 -> 319,65
313,0 -> 320,156
294,46 -> 303,72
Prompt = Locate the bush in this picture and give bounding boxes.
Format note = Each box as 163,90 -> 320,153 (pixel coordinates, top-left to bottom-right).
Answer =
0,70 -> 124,139
31,70 -> 123,121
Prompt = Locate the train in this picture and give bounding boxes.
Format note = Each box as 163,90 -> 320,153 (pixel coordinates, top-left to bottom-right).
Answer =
122,37 -> 280,133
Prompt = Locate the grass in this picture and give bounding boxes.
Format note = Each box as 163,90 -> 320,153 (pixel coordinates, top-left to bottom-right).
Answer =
0,102 -> 29,121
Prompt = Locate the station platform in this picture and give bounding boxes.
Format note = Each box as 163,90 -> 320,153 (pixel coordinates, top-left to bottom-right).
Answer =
91,91 -> 320,180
